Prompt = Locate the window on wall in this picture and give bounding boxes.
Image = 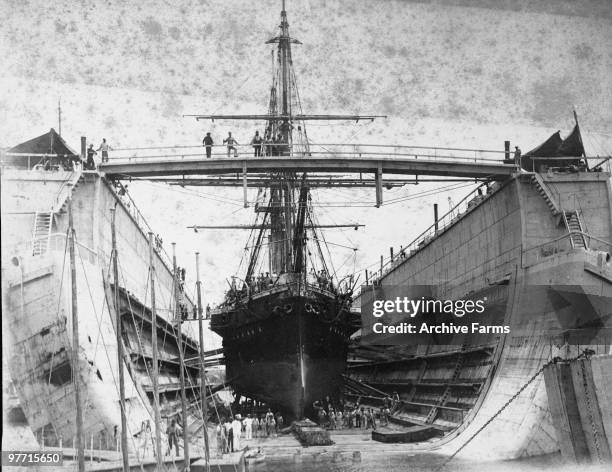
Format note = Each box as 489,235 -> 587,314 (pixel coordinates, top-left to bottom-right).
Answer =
45,361 -> 73,386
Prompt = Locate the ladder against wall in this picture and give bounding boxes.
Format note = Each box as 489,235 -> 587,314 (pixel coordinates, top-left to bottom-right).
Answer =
561,210 -> 588,249
32,212 -> 53,256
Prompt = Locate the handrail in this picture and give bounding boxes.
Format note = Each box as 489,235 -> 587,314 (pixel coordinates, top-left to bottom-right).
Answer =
525,231 -> 612,253
111,143 -> 509,154
108,181 -> 175,274
106,142 -> 510,165
528,155 -> 611,161
51,170 -> 82,213
364,183 -> 494,284
7,232 -> 98,258
213,279 -> 341,311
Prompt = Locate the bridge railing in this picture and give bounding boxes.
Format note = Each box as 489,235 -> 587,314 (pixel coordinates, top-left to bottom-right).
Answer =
106,143 -> 509,165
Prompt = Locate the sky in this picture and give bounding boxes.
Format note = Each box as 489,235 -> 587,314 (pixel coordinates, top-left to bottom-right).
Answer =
1,0 -> 611,305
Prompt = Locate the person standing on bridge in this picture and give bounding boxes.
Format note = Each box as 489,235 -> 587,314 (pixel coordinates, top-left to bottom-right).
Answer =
96,138 -> 112,163
223,132 -> 239,157
86,144 -> 97,170
203,132 -> 214,158
250,130 -> 263,157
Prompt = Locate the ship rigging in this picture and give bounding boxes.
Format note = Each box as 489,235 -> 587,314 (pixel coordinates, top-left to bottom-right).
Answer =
196,1 -> 371,419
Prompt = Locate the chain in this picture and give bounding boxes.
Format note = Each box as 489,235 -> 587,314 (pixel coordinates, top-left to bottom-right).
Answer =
579,359 -> 603,463
435,351 -> 589,471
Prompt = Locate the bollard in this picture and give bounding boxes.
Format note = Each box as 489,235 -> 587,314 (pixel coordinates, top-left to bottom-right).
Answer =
434,203 -> 439,232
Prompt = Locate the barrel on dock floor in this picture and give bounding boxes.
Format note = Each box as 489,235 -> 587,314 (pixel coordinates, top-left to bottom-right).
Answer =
372,425 -> 437,443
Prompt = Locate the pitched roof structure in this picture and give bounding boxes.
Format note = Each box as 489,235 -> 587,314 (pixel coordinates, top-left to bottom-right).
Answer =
8,128 -> 78,157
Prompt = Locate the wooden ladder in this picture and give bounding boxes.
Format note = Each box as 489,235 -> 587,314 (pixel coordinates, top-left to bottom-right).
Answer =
562,210 -> 587,249
32,212 -> 53,255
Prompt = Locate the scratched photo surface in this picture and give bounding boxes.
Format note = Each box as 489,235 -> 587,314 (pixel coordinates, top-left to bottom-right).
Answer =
1,0 -> 610,302
1,1 -> 611,469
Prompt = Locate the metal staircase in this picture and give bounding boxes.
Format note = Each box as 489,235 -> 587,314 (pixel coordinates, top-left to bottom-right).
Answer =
30,172 -> 84,256
562,210 -> 588,249
529,173 -> 589,250
31,212 -> 53,255
530,174 -> 560,216
54,171 -> 84,214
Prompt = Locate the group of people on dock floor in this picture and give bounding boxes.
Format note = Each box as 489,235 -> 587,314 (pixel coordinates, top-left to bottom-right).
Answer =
313,394 -> 399,431
202,130 -> 290,159
136,417 -> 184,458
215,410 -> 284,457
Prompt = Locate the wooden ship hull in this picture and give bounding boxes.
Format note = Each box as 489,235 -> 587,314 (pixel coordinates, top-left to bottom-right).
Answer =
211,286 -> 357,420
351,170 -> 612,460
1,167 -> 203,451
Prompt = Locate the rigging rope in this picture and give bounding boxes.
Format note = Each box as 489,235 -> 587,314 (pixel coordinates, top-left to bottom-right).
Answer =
74,237 -> 146,469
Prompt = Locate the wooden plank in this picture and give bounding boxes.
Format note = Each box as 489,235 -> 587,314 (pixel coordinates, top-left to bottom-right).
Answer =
372,425 -> 437,443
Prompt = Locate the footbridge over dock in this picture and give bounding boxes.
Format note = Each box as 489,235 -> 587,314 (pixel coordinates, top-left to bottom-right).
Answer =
98,142 -> 518,207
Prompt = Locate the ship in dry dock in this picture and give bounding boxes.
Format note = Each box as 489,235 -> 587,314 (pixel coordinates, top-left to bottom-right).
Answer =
2,0 -> 612,465
208,4 -> 361,420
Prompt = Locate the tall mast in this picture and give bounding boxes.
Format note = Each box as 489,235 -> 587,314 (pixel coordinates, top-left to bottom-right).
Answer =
280,0 -> 291,143
173,243 -> 190,470
190,1 -> 382,280
68,200 -> 85,472
195,252 -> 211,472
111,208 -> 129,472
58,98 -> 62,137
147,233 -> 163,467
